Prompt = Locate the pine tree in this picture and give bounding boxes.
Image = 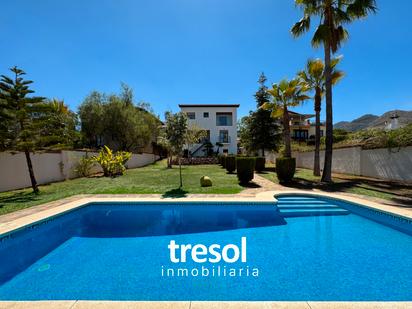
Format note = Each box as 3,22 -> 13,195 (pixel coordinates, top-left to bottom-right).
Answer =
254,73 -> 270,107
0,67 -> 46,193
248,73 -> 281,156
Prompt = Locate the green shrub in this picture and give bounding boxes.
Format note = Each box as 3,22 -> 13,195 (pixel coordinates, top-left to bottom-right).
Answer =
276,157 -> 296,183
92,145 -> 132,177
200,176 -> 212,187
221,155 -> 227,168
236,157 -> 255,184
74,156 -> 95,177
255,157 -> 265,172
225,155 -> 236,173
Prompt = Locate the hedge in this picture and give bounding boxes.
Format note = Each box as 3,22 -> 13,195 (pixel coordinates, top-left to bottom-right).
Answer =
275,157 -> 296,183
236,157 -> 255,184
225,155 -> 236,173
255,157 -> 265,172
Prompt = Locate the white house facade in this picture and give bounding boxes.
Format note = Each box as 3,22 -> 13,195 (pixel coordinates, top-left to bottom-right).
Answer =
179,104 -> 239,156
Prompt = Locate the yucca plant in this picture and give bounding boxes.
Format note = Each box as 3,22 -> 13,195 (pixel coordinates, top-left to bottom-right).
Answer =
92,145 -> 131,177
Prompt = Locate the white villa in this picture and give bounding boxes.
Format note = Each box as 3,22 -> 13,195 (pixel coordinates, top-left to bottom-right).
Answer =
179,104 -> 239,156
288,111 -> 326,142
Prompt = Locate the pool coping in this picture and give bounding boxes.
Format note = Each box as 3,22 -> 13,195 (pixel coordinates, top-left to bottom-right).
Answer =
0,191 -> 411,308
1,190 -> 411,237
0,300 -> 411,308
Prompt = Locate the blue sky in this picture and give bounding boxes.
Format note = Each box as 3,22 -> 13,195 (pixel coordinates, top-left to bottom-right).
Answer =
1,0 -> 411,122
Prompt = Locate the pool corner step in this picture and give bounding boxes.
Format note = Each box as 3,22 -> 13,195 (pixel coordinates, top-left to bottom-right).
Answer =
279,208 -> 350,218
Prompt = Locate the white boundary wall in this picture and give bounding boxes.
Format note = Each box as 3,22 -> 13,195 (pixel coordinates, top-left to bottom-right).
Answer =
295,147 -> 362,176
0,151 -> 159,192
291,146 -> 412,182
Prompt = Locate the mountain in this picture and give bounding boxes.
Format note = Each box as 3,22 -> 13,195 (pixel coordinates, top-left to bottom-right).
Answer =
335,114 -> 379,131
335,110 -> 412,131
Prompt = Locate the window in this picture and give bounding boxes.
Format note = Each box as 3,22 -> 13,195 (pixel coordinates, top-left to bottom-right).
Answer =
216,112 -> 233,126
293,130 -> 308,139
203,112 -> 209,118
219,130 -> 229,143
223,149 -> 228,154
187,112 -> 195,119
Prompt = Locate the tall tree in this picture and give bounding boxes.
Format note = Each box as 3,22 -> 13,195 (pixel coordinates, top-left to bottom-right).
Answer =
157,129 -> 173,168
298,57 -> 344,176
164,112 -> 188,188
262,78 -> 309,158
251,73 -> 281,156
0,92 -> 13,150
238,114 -> 254,154
291,0 -> 377,182
0,67 -> 46,193
78,85 -> 159,152
39,99 -> 79,148
78,91 -> 105,148
239,73 -> 281,156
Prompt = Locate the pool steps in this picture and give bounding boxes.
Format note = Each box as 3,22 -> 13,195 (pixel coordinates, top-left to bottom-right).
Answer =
276,196 -> 350,218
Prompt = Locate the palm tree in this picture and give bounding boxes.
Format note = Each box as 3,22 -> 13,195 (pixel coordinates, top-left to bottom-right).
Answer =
298,57 -> 344,176
291,0 -> 377,182
262,78 -> 310,158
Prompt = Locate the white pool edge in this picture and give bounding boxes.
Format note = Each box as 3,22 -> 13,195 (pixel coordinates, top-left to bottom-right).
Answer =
0,191 -> 411,308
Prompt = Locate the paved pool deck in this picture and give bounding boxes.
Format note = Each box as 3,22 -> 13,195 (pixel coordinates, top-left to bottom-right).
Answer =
0,189 -> 411,308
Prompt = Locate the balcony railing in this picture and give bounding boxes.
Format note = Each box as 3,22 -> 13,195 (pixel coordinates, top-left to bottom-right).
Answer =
218,136 -> 231,143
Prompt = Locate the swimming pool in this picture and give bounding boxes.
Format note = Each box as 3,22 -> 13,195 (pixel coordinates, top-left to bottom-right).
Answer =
0,195 -> 411,301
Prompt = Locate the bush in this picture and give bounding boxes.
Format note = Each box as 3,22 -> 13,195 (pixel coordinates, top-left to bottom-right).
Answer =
236,157 -> 256,184
333,129 -> 349,143
225,155 -> 236,173
221,155 -> 227,168
74,156 -> 95,177
200,176 -> 212,187
276,157 -> 296,183
92,145 -> 132,177
255,157 -> 265,172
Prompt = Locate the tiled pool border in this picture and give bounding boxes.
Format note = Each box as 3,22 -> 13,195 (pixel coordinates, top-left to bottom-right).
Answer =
0,191 -> 411,308
0,300 -> 411,308
272,192 -> 412,235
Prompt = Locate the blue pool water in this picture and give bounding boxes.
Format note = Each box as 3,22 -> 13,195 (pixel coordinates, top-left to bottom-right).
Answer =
0,196 -> 411,300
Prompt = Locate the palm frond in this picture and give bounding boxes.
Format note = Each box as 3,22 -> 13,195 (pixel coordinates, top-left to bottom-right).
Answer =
270,108 -> 283,118
347,0 -> 377,19
291,15 -> 311,38
311,24 -> 330,48
331,70 -> 345,86
330,55 -> 343,68
331,26 -> 349,52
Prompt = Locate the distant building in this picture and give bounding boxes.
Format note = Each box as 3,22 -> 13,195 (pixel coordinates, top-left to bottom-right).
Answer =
288,111 -> 326,142
179,104 -> 239,156
385,112 -> 400,130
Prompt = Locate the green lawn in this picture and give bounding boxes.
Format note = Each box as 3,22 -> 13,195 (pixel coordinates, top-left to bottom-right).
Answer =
0,160 -> 243,215
261,167 -> 412,205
